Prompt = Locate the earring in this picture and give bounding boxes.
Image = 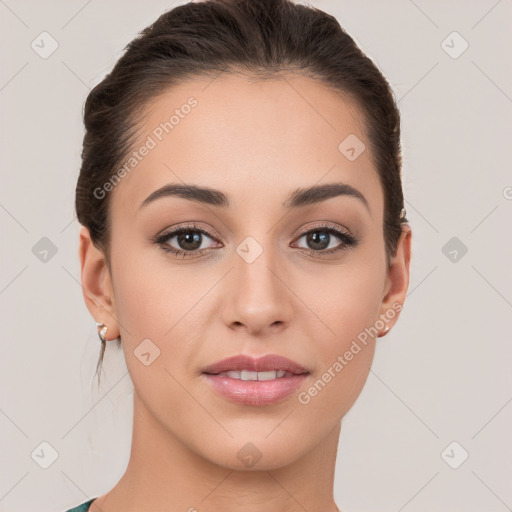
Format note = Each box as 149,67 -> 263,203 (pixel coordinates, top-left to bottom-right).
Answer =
96,322 -> 108,342
380,325 -> 390,337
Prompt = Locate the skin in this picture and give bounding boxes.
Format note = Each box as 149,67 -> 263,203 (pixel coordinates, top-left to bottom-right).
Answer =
79,72 -> 411,512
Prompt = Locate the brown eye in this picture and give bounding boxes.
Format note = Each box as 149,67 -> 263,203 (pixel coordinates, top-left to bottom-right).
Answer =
173,230 -> 204,251
303,230 -> 332,251
293,225 -> 357,256
155,224 -> 221,258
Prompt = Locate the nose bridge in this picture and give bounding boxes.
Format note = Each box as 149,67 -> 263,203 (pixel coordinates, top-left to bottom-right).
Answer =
221,232 -> 293,334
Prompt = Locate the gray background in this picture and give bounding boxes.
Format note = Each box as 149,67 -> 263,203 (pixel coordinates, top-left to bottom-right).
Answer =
1,1 -> 511,511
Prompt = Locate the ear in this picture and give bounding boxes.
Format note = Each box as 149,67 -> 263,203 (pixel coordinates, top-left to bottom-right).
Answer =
78,225 -> 120,340
377,224 -> 412,337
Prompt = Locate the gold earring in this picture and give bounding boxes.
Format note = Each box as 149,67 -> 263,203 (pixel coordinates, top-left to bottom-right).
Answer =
96,322 -> 108,342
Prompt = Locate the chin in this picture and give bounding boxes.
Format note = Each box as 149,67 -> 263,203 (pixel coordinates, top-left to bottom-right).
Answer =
192,429 -> 311,471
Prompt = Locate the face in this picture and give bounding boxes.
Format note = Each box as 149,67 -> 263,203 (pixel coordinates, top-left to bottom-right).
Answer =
80,72 -> 410,471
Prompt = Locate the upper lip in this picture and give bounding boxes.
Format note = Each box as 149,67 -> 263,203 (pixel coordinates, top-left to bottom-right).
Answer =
202,354 -> 309,375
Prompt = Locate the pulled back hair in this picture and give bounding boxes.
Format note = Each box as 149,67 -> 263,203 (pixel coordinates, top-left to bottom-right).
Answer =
75,0 -> 409,382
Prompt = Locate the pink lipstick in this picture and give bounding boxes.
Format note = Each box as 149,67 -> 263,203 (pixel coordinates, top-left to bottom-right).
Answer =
202,354 -> 309,406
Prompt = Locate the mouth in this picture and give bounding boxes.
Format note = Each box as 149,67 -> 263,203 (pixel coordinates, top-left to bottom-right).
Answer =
201,354 -> 310,406
212,369 -> 298,380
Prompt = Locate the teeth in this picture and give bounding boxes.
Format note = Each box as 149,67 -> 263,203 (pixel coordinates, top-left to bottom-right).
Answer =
216,370 -> 294,380
257,370 -> 278,381
241,370 -> 258,381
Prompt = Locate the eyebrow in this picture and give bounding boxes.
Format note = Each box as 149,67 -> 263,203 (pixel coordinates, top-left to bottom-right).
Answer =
139,182 -> 369,213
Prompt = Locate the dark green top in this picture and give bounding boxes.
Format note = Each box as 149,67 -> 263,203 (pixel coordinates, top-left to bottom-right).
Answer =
64,498 -> 97,511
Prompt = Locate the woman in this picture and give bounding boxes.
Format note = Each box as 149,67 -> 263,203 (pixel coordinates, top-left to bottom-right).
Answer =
67,0 -> 411,510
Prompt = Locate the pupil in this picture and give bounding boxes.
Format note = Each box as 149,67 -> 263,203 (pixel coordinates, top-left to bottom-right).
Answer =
307,231 -> 329,250
178,231 -> 201,250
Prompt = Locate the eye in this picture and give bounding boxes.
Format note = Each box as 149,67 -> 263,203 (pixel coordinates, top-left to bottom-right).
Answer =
292,222 -> 357,256
154,223 -> 222,258
154,221 -> 357,259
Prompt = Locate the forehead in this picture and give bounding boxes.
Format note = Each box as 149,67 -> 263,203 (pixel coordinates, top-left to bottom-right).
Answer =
110,72 -> 383,220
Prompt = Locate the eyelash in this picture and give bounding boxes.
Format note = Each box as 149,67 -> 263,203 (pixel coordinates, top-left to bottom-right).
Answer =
153,222 -> 358,259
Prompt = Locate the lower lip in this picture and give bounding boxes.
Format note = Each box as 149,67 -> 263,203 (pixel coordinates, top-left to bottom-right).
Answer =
203,374 -> 309,406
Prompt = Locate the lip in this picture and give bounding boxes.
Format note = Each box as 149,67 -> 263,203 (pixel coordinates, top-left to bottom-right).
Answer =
202,354 -> 308,375
202,354 -> 309,406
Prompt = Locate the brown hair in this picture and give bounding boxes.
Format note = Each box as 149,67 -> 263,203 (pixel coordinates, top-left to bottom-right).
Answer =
75,0 -> 409,382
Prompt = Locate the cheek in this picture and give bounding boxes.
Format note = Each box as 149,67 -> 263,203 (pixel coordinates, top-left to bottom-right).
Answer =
292,255 -> 385,410
292,221 -> 387,335
109,246 -> 216,388
111,240 -> 203,338
110,250 -> 203,409
296,257 -> 385,347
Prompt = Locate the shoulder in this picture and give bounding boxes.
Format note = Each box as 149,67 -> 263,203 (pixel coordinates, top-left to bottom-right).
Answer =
63,498 -> 97,512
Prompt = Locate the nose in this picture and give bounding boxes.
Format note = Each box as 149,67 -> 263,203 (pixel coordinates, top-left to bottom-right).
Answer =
219,240 -> 294,336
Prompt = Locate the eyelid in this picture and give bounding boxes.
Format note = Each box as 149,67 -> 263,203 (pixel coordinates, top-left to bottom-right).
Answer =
294,220 -> 353,238
155,221 -> 351,243
155,221 -> 222,241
